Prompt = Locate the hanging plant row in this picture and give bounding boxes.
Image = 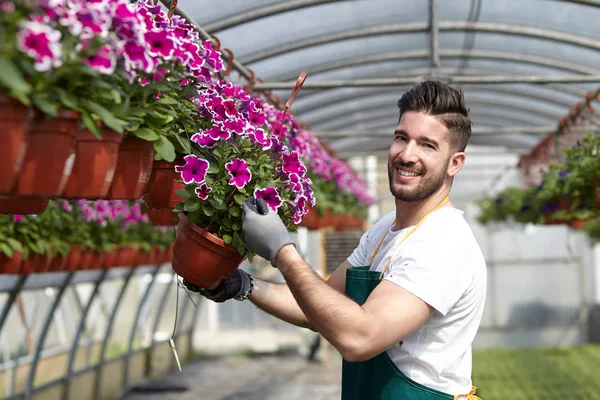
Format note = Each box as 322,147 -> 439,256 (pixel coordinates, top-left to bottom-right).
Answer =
0,199 -> 175,274
0,0 -> 375,287
476,132 -> 600,241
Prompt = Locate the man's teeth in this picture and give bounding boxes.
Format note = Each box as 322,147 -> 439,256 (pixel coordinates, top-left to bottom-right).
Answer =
398,170 -> 419,177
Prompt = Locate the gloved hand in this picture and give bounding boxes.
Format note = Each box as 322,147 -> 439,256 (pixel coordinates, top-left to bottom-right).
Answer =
242,197 -> 296,267
182,269 -> 252,303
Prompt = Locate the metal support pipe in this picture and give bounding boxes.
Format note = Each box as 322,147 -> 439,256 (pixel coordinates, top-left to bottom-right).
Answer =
429,0 -> 440,70
0,275 -> 27,333
64,270 -> 108,400
158,0 -> 253,81
150,272 -> 176,347
24,272 -> 74,399
241,21 -> 600,65
204,0 -> 346,32
122,266 -> 161,388
255,74 -> 600,89
93,267 -> 136,400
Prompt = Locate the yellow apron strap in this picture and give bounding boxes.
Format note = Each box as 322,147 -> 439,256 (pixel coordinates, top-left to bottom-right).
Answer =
378,195 -> 449,280
454,385 -> 481,400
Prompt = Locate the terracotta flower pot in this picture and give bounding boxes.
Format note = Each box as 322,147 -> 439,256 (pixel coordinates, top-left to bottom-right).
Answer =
137,249 -> 150,266
0,95 -> 31,194
142,157 -> 186,209
0,251 -> 23,274
146,208 -> 179,226
299,206 -> 320,230
0,197 -> 49,214
172,213 -> 244,289
48,252 -> 67,272
63,127 -> 123,199
64,245 -> 82,272
21,253 -> 51,274
79,248 -> 95,270
11,110 -> 78,196
569,219 -> 589,229
332,213 -> 347,232
322,209 -> 334,227
103,246 -> 118,269
114,245 -> 139,267
106,136 -> 154,199
88,251 -> 105,270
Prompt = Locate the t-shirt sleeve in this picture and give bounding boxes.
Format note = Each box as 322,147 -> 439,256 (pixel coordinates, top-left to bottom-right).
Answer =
382,238 -> 469,316
346,229 -> 372,267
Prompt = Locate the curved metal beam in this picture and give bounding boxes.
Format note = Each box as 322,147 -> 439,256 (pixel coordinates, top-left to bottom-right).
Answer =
269,49 -> 600,82
318,109 -> 546,132
204,0 -> 346,32
240,21 -> 600,65
302,96 -> 562,127
293,85 -> 579,115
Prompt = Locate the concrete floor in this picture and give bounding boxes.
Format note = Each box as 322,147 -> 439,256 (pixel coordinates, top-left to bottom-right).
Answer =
123,352 -> 343,400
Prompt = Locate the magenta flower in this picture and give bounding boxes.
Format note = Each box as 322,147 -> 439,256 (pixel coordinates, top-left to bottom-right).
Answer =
12,215 -> 23,223
226,159 -> 252,189
247,128 -> 271,149
174,155 -> 209,184
61,5 -> 110,38
254,187 -> 283,212
205,124 -> 231,141
61,201 -> 73,212
281,152 -> 307,176
85,45 -> 115,74
223,118 -> 247,135
16,21 -> 63,72
195,183 -> 212,200
191,132 -> 217,148
123,41 -> 155,74
248,110 -> 266,126
144,30 -> 176,59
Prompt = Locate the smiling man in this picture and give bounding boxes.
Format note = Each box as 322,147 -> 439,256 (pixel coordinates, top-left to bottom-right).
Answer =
187,81 -> 487,400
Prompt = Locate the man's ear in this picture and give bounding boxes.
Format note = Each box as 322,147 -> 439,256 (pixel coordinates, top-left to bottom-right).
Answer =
447,152 -> 466,178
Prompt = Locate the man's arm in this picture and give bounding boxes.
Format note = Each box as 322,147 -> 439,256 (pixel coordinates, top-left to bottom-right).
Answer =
249,260 -> 354,331
275,245 -> 434,362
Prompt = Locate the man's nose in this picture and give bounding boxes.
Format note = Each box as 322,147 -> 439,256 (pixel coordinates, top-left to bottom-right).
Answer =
399,141 -> 419,164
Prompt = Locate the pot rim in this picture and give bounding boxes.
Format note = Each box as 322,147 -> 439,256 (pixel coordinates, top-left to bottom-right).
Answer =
178,212 -> 240,252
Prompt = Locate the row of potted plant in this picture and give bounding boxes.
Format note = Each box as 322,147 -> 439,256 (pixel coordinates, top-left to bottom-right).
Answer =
0,199 -> 175,274
0,0 -> 375,289
476,132 -> 600,239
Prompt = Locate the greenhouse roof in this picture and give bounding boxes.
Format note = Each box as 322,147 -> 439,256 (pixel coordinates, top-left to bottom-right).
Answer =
174,0 -> 600,155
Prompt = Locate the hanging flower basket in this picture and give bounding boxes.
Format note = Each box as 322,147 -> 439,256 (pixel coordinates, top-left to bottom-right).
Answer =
299,206 -> 320,230
106,136 -> 154,200
62,126 -> 123,199
103,245 -> 118,269
114,245 -> 139,268
0,251 -> 23,274
0,95 -> 31,194
172,213 -> 244,289
48,252 -> 67,272
20,253 -> 51,274
142,157 -> 186,209
11,110 -> 78,196
0,197 -> 49,215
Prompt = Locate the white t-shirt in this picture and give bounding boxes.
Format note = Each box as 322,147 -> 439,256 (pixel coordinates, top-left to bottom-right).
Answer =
346,207 -> 487,396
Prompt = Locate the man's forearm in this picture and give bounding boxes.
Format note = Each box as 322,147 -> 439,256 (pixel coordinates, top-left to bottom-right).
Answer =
275,245 -> 369,358
249,278 -> 315,331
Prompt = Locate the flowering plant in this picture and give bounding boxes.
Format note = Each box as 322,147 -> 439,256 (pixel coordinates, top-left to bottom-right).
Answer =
172,81 -> 314,259
0,0 -> 222,158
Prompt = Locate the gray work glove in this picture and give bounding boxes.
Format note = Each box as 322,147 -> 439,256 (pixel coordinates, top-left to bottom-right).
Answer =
182,269 -> 252,303
242,197 -> 296,267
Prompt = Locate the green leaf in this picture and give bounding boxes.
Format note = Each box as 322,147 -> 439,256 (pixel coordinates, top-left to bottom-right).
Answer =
247,252 -> 253,263
232,231 -> 244,248
133,127 -> 160,141
213,148 -> 222,159
170,134 -> 191,154
234,194 -> 247,205
232,221 -> 241,231
173,202 -> 185,213
56,88 -> 79,110
32,94 -> 58,116
222,234 -> 232,244
81,99 -> 126,133
157,96 -> 179,105
81,111 -> 102,139
0,58 -> 31,97
228,207 -> 241,217
202,206 -> 214,216
207,162 -> 220,174
183,198 -> 200,212
175,189 -> 191,199
153,136 -> 176,162
221,218 -> 233,229
6,238 -> 22,251
0,243 -> 13,258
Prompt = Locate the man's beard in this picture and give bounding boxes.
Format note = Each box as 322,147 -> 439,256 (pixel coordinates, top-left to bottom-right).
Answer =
388,160 -> 449,202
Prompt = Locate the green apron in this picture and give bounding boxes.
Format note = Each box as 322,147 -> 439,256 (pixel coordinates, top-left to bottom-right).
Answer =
340,196 -> 480,400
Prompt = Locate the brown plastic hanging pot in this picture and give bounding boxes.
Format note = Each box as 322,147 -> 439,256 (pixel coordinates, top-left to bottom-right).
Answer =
102,245 -> 118,269
11,110 -> 78,196
21,253 -> 51,274
47,252 -> 67,272
105,136 -> 154,199
299,206 -> 320,230
62,126 -> 123,199
142,157 -> 186,209
0,197 -> 49,215
0,95 -> 31,194
172,213 -> 244,289
114,245 -> 139,267
64,245 -> 82,272
0,251 -> 23,274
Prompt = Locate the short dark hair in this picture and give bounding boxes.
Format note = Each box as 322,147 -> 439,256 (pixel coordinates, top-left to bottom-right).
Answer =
397,81 -> 472,152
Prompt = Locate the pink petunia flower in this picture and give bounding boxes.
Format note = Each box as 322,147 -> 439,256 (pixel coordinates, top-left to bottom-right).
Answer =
84,45 -> 116,74
254,187 -> 283,212
16,21 -> 63,72
194,183 -> 212,200
174,155 -> 209,184
191,132 -> 218,148
225,159 -> 252,189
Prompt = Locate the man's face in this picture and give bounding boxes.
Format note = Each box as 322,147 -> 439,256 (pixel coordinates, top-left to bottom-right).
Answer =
388,111 -> 456,202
